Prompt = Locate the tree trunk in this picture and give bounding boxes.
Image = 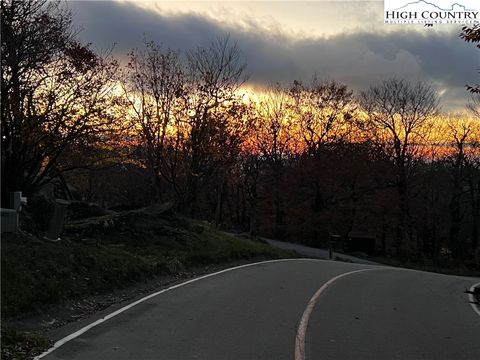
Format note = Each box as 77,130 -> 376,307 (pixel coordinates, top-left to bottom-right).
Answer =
470,179 -> 480,253
449,166 -> 463,258
396,174 -> 408,257
249,199 -> 257,239
214,178 -> 224,228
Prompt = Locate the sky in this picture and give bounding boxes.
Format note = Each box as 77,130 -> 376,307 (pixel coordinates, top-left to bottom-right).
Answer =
66,0 -> 479,112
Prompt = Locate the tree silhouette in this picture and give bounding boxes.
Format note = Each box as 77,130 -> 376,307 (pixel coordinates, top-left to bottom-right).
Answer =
254,83 -> 294,237
290,78 -> 354,157
359,78 -> 438,255
460,24 -> 480,94
122,41 -> 185,202
1,0 -> 118,204
182,36 -> 248,216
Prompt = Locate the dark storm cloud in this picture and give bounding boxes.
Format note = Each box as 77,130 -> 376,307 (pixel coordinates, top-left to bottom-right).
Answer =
68,1 -> 478,110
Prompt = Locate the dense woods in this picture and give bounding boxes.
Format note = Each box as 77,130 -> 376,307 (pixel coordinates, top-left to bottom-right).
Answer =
2,0 -> 480,264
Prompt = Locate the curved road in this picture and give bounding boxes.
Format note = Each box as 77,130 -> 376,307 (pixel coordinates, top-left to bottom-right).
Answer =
263,238 -> 379,265
38,260 -> 480,360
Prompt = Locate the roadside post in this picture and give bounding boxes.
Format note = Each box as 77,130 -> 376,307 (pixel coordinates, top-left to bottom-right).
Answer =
329,233 -> 341,260
45,199 -> 70,241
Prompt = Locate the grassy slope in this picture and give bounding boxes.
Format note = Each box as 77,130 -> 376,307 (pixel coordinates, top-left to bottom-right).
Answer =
2,222 -> 294,317
2,208 -> 296,360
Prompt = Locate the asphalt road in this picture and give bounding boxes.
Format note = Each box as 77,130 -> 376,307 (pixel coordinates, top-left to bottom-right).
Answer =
264,238 -> 379,265
39,260 -> 480,360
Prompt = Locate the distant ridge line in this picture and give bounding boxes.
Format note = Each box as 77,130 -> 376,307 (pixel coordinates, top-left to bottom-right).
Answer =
392,1 -> 476,11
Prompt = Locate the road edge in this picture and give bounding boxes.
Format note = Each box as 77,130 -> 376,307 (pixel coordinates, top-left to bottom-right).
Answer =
33,258 -> 341,360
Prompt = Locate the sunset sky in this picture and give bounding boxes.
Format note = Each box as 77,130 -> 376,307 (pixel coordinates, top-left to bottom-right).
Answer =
67,1 -> 479,111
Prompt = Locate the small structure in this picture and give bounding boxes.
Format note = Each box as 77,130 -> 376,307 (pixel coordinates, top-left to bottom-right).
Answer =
45,199 -> 70,241
347,231 -> 376,255
11,191 -> 27,211
329,233 -> 342,259
1,208 -> 18,233
1,191 -> 28,234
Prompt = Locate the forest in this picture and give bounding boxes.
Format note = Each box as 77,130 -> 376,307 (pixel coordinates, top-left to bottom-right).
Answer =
2,0 -> 480,265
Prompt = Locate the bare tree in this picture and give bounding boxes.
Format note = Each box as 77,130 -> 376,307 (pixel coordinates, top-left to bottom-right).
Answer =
439,115 -> 480,257
1,0 -> 118,204
182,35 -> 248,216
122,41 -> 185,201
254,83 -> 294,237
254,83 -> 293,166
467,94 -> 480,118
444,116 -> 474,257
289,78 -> 356,233
455,25 -> 480,256
211,102 -> 252,227
236,107 -> 265,238
359,78 -> 438,255
290,78 -> 355,156
241,153 -> 262,238
465,143 -> 480,255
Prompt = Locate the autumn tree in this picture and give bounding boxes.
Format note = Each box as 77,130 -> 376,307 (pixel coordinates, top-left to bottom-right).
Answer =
461,24 -> 480,121
460,24 -> 480,94
359,78 -> 438,255
1,0 -> 118,205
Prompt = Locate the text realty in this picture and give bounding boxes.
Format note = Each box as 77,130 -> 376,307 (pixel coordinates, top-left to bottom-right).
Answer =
385,10 -> 478,19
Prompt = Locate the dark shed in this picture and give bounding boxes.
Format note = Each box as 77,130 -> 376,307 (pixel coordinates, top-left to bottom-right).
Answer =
347,231 -> 376,255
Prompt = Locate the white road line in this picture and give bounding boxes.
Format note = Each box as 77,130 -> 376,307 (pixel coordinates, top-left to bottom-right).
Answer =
34,258 -> 367,360
294,268 -> 385,360
468,282 -> 480,318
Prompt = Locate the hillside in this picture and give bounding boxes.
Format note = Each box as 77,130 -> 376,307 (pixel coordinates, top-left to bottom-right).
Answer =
1,202 -> 296,359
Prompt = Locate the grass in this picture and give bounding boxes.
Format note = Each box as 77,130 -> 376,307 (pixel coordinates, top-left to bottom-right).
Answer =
0,328 -> 51,360
1,210 -> 295,318
1,236 -> 154,317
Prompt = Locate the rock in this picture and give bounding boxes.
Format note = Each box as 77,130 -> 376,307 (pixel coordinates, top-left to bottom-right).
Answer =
192,224 -> 204,234
67,201 -> 113,220
132,202 -> 174,219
